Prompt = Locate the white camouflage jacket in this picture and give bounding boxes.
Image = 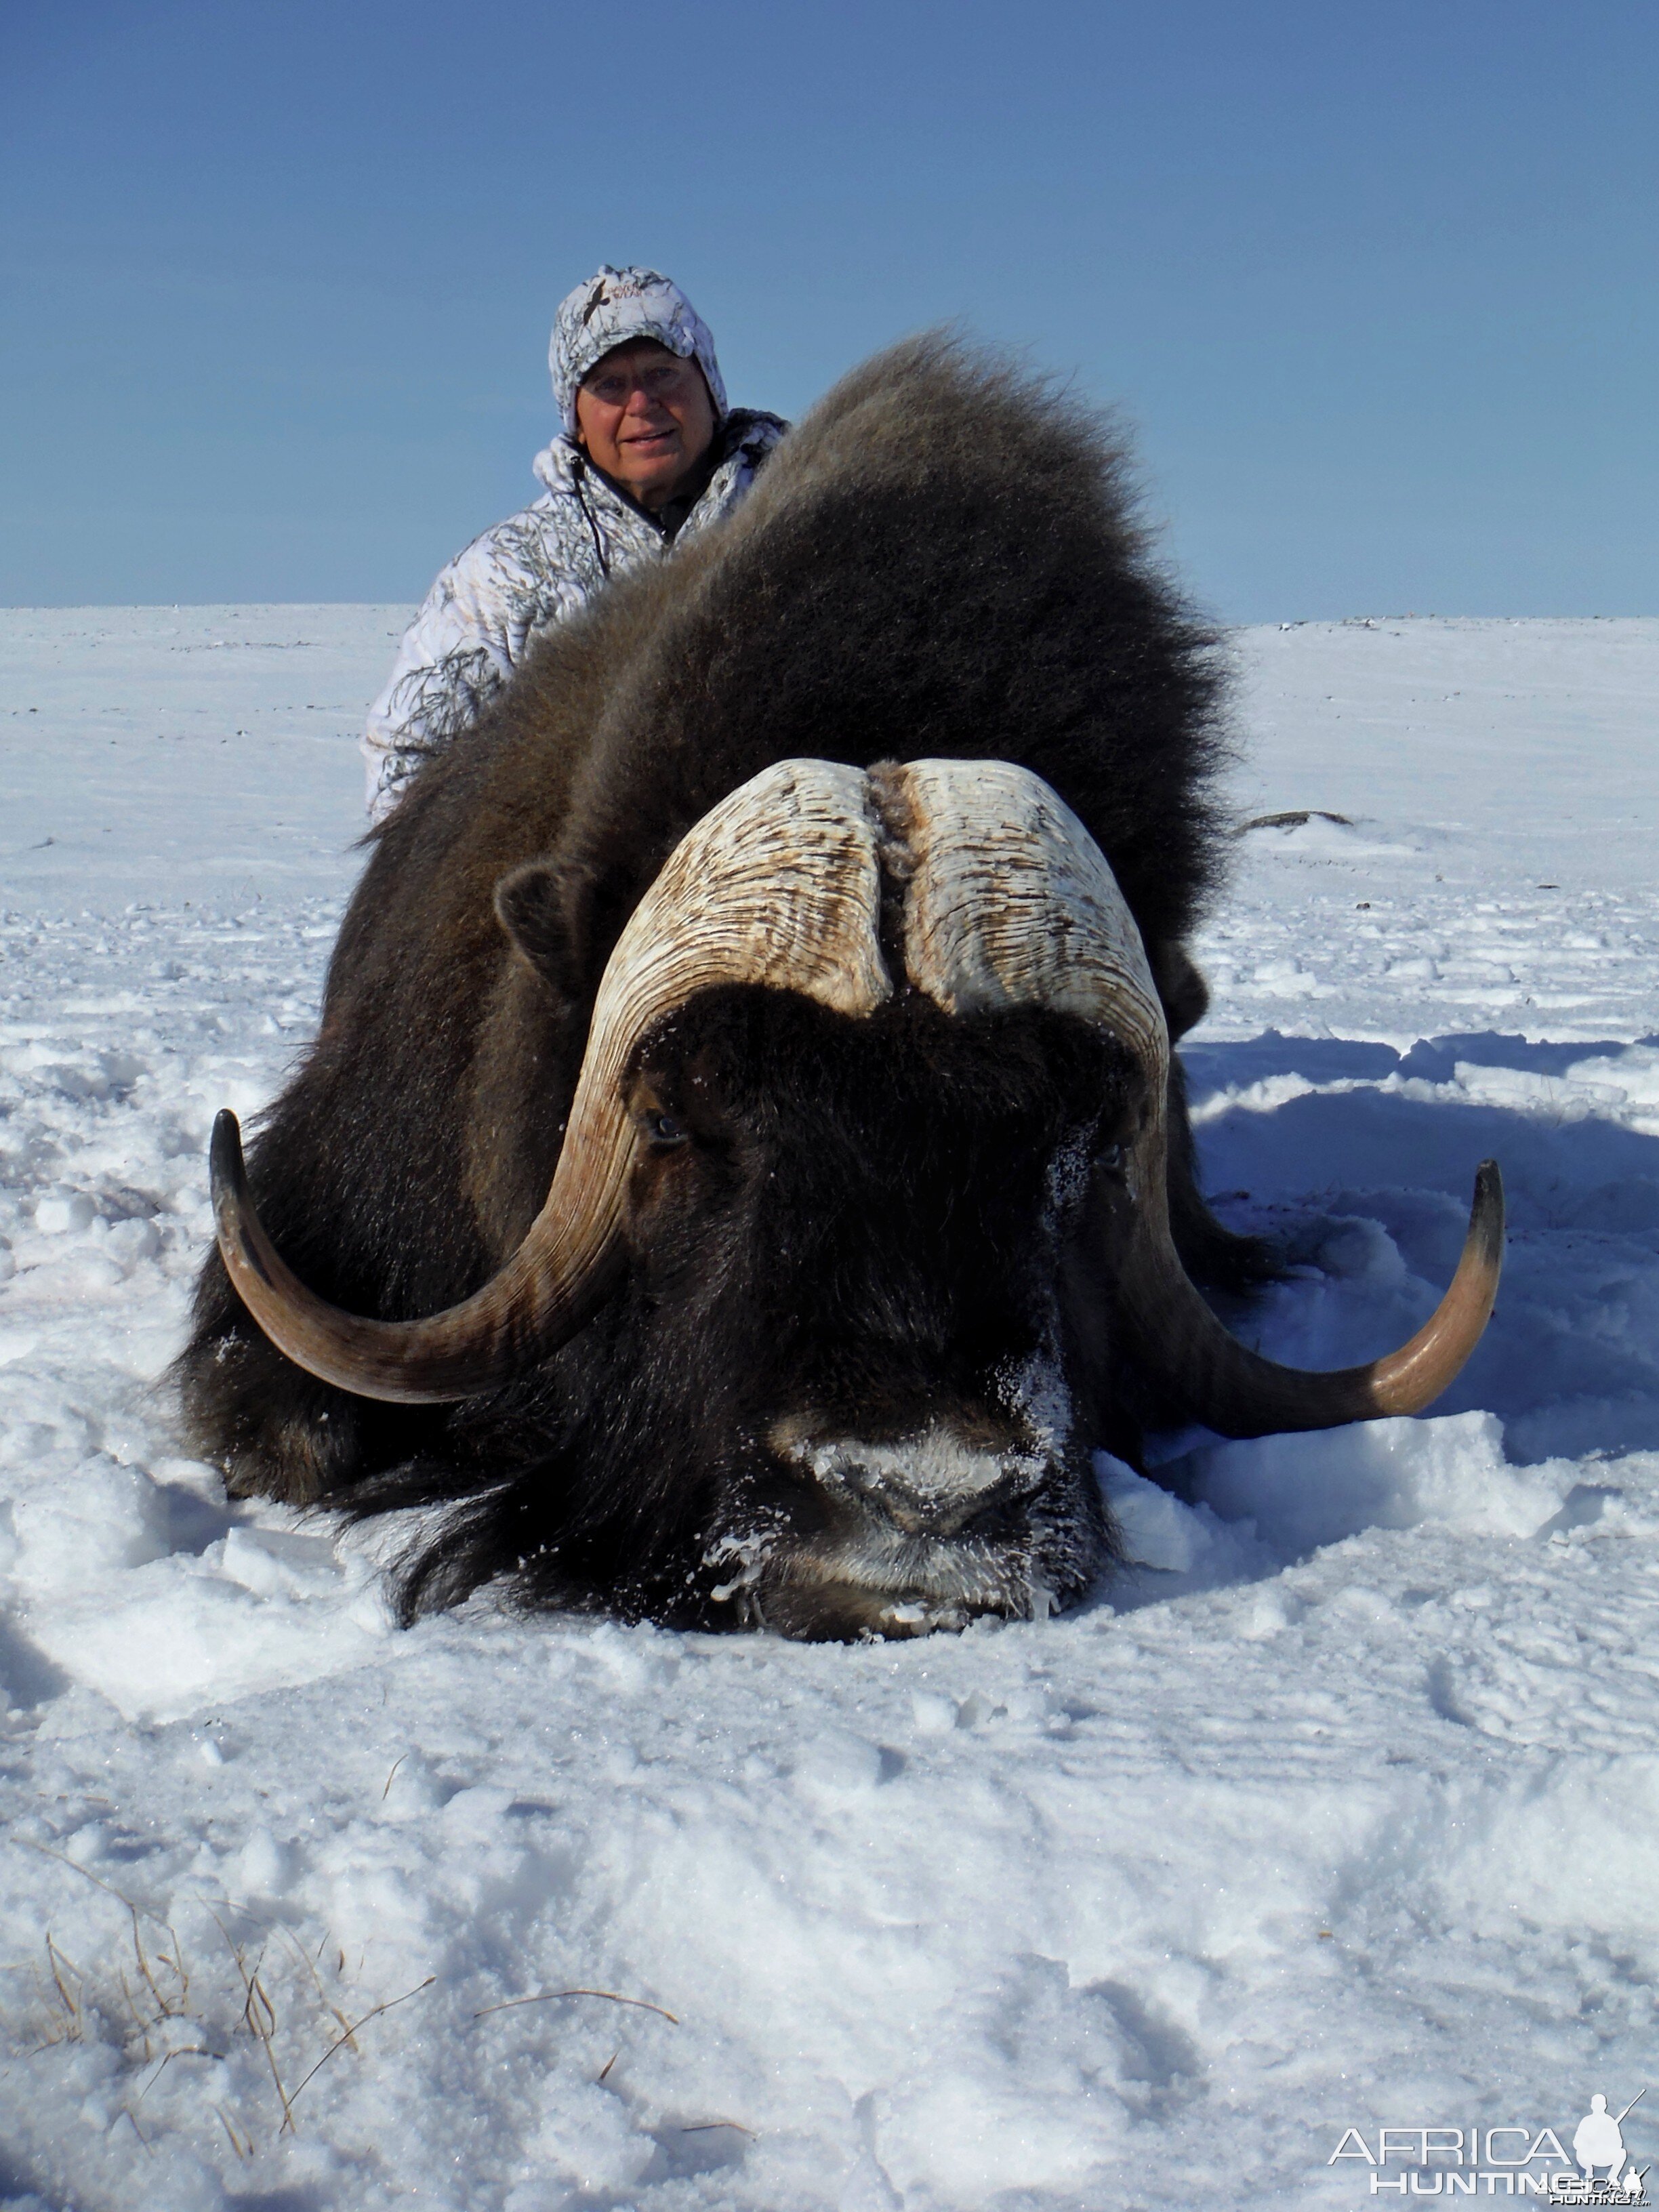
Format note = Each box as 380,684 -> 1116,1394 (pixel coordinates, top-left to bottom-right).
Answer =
362,409 -> 787,821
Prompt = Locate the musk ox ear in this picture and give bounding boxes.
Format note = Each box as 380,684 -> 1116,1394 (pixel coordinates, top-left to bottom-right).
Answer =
493,861 -> 583,998
1148,938 -> 1210,1044
497,851 -> 670,1009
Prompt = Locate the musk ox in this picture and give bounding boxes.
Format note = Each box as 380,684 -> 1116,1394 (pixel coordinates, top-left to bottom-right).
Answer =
180,336 -> 1502,1639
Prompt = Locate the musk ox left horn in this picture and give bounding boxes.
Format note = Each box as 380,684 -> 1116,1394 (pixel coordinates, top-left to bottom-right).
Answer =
211,759 -> 893,1404
879,756 -> 1503,1438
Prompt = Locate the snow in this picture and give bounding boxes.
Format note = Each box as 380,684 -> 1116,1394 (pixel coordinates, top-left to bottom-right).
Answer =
2,607 -> 1658,2210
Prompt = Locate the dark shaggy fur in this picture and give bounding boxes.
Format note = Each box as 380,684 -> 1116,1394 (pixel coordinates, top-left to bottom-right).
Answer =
178,334 -> 1269,1629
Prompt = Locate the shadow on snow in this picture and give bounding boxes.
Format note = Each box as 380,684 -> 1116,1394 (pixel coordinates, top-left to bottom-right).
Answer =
1185,1029 -> 1659,1466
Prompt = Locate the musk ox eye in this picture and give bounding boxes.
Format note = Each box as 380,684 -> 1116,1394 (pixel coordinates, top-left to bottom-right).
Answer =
646,1110 -> 688,1146
1097,1143 -> 1124,1171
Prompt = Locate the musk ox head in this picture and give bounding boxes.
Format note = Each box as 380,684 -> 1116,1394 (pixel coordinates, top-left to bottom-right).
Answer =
210,756 -> 1502,1639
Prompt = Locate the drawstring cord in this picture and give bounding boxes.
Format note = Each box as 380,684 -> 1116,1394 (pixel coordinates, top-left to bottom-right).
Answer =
571,455 -> 612,580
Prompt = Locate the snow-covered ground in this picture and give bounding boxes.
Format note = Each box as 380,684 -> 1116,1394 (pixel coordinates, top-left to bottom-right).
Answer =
1,608 -> 1657,2211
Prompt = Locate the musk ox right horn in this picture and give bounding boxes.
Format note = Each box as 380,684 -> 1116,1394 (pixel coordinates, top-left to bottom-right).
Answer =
1114,1157 -> 1504,1437
878,756 -> 1503,1438
211,759 -> 893,1404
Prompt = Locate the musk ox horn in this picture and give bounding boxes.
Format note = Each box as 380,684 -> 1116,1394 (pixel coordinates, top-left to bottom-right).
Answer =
211,759 -> 893,1404
1115,1158 -> 1504,1437
879,756 -> 1503,1437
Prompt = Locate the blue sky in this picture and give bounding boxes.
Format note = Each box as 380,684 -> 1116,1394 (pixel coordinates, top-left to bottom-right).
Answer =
2,0 -> 1653,621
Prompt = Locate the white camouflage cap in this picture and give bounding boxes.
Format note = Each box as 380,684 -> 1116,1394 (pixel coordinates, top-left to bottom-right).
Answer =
550,264 -> 728,436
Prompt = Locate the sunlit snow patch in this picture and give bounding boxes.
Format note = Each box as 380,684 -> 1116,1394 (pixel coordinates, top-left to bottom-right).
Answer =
1166,1409 -> 1572,1563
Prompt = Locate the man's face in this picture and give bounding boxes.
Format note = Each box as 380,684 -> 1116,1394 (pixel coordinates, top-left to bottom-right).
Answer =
574,339 -> 718,509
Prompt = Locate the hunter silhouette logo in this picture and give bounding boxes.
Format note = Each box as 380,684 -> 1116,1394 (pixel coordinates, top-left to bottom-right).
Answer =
1328,2090 -> 1649,2200
1556,2094 -> 1647,2205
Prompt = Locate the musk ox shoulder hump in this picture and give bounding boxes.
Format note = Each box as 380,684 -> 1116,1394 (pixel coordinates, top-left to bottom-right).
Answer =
472,331 -> 1233,1011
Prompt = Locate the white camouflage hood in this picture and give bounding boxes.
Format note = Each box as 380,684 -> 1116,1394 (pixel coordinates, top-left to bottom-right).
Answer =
549,264 -> 729,435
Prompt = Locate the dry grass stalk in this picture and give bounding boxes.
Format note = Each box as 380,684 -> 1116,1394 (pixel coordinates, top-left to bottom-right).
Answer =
38,1931 -> 85,2047
274,1922 -> 359,2053
29,1845 -> 190,2024
472,1987 -> 679,2026
14,1855 -> 436,2146
283,1975 -> 436,2116
137,2044 -> 222,2100
213,2103 -> 254,2159
212,1915 -> 295,2134
117,1967 -> 155,2061
131,1907 -> 189,2020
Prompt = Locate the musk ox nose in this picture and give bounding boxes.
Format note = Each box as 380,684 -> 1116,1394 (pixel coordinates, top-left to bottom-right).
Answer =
776,1422 -> 1037,1540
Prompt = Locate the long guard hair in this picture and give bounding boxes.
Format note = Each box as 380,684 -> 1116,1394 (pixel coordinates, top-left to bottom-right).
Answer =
180,334 -> 1262,1603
